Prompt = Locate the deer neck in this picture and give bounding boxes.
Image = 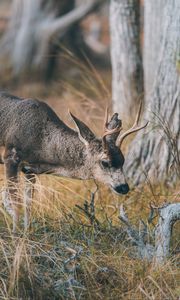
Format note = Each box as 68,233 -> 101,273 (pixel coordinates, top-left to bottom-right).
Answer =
46,126 -> 94,180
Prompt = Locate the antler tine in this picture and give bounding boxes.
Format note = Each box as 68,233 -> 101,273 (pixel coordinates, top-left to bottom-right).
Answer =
117,101 -> 148,148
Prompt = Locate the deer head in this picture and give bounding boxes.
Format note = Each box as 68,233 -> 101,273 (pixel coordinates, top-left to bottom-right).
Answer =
70,102 -> 148,195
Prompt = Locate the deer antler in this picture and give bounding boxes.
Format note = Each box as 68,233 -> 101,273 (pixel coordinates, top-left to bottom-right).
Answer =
116,101 -> 148,148
102,107 -> 122,153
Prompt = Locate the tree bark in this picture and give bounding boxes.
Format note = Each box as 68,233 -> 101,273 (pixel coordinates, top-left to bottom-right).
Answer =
125,0 -> 180,184
110,0 -> 143,122
143,0 -> 168,96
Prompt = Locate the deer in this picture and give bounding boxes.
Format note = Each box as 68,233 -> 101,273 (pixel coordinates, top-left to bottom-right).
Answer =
0,91 -> 148,232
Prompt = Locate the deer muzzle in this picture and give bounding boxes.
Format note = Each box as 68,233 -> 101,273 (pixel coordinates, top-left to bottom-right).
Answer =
112,183 -> 129,195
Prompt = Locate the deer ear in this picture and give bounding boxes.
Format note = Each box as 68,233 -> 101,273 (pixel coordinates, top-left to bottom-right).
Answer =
69,112 -> 96,146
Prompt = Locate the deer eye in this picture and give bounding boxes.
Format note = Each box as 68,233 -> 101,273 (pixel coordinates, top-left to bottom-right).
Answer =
100,160 -> 110,169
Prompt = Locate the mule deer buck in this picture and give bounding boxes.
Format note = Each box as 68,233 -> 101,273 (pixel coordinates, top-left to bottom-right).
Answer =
0,91 -> 148,231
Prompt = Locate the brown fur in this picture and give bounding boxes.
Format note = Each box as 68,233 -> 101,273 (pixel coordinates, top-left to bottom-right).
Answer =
0,91 -> 129,231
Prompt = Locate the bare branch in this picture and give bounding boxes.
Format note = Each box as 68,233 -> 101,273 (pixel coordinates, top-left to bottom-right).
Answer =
75,188 -> 100,227
154,203 -> 180,264
148,203 -> 157,224
42,0 -> 104,39
119,203 -> 180,264
119,205 -> 152,255
139,219 -> 148,241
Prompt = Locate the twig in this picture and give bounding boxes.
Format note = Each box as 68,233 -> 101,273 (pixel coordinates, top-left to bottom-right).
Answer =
75,188 -> 100,227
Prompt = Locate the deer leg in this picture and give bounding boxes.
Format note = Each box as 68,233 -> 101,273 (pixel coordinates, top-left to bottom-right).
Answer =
3,147 -> 21,232
23,173 -> 36,230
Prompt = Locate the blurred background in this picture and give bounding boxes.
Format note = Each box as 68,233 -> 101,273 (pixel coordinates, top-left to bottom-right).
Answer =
0,0 -> 111,134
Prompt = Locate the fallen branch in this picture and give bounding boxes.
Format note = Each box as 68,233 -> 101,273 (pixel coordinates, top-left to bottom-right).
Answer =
119,205 -> 154,260
119,202 -> 180,264
154,202 -> 180,263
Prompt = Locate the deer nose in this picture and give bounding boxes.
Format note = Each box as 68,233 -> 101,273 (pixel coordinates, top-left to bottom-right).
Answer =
114,183 -> 129,195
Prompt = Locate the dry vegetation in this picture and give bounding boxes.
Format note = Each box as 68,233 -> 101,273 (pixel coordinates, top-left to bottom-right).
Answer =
0,68 -> 179,299
0,2 -> 179,299
0,170 -> 179,299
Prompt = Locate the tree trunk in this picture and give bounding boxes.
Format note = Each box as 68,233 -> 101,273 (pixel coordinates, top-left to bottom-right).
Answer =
110,0 -> 143,122
143,0 -> 168,96
125,0 -> 180,184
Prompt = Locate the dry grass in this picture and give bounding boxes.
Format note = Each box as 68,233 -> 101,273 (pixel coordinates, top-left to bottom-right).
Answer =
0,52 -> 179,299
0,173 -> 179,300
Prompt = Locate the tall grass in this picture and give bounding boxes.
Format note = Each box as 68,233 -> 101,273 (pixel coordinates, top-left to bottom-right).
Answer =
0,169 -> 179,299
0,57 -> 179,299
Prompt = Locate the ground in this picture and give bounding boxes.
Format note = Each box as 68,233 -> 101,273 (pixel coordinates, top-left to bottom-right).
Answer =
0,173 -> 179,299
